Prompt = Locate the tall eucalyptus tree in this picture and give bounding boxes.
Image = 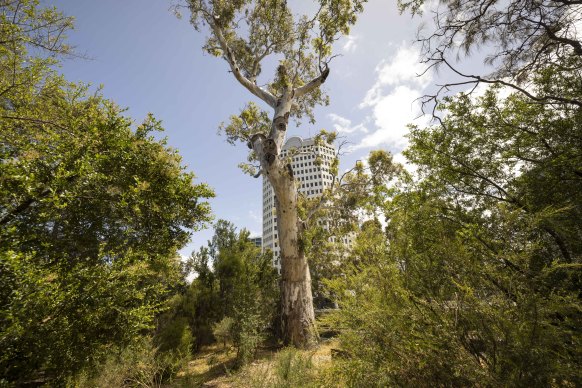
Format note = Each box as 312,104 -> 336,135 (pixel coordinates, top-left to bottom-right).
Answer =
176,0 -> 365,346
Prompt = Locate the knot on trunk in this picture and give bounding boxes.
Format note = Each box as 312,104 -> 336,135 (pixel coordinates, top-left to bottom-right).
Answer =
265,153 -> 276,165
247,133 -> 266,149
263,138 -> 278,166
274,112 -> 290,131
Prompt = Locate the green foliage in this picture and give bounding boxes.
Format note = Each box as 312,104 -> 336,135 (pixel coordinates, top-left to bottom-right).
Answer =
233,347 -> 318,388
164,220 -> 279,366
177,249 -> 221,350
71,337 -> 189,388
0,0 -> 74,61
220,102 -> 271,146
272,347 -> 316,388
156,315 -> 193,355
326,67 -> 581,386
213,316 -> 234,348
0,1 -> 214,384
213,223 -> 279,367
298,148 -> 404,307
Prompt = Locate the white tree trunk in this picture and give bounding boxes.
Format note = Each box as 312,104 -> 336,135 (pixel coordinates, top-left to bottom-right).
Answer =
271,163 -> 318,347
253,92 -> 318,347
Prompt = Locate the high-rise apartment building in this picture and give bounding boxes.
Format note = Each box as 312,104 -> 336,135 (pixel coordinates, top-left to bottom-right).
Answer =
248,236 -> 262,248
262,136 -> 337,271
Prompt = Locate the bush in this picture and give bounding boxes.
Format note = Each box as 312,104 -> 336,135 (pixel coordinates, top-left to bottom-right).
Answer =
233,347 -> 317,388
181,221 -> 279,366
213,317 -> 234,349
232,307 -> 268,367
272,348 -> 316,388
71,337 -> 188,388
155,316 -> 193,356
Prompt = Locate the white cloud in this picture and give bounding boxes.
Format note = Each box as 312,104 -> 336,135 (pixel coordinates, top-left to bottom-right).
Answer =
361,43 -> 431,108
247,211 -> 262,238
352,43 -> 432,152
328,113 -> 368,134
342,35 -> 358,53
419,0 -> 440,15
352,85 -> 426,151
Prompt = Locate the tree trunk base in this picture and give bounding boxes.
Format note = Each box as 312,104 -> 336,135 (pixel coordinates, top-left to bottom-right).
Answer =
280,277 -> 319,348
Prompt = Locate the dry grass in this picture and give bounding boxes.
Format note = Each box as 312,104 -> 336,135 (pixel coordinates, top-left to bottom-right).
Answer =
172,343 -> 236,387
172,339 -> 340,387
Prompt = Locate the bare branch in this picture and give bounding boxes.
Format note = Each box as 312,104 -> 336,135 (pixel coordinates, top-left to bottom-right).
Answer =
209,17 -> 277,108
294,65 -> 330,98
422,51 -> 582,113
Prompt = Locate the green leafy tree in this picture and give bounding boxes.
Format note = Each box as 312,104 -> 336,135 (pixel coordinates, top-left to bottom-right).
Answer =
173,243 -> 221,351
166,220 -> 279,366
301,150 -> 402,307
0,1 -> 214,384
174,0 -> 366,347
328,68 -> 581,385
216,227 -> 279,366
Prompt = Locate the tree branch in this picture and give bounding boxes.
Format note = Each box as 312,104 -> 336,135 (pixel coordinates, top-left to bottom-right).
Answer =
424,51 -> 582,109
294,65 -> 330,98
209,17 -> 277,108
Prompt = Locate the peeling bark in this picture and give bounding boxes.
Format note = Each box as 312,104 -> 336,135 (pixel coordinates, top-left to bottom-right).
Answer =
249,90 -> 318,347
271,161 -> 318,347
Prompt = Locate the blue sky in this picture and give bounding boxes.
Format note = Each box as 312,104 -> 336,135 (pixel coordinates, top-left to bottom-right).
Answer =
49,0 -> 439,255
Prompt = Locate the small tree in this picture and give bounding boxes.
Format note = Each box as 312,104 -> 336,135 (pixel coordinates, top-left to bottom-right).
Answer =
213,223 -> 279,365
213,317 -> 234,349
177,221 -> 279,364
175,0 -> 366,347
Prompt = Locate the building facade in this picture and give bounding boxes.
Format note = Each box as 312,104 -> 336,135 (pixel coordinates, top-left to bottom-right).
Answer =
248,236 -> 262,248
262,136 -> 337,271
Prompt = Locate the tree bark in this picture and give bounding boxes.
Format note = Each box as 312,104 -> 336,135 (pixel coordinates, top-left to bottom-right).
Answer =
251,90 -> 318,347
271,161 -> 318,347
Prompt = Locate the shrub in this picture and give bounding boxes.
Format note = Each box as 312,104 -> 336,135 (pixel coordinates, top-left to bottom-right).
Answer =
272,348 -> 316,388
70,337 -> 188,388
213,317 -> 234,349
155,316 -> 193,356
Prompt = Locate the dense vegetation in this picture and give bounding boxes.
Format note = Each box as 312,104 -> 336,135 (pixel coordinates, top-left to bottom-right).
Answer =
75,221 -> 278,386
161,220 -> 279,367
320,54 -> 582,388
0,1 -> 213,385
1,0 -> 580,386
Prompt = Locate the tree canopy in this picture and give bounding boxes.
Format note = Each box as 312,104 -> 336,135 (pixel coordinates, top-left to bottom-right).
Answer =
399,0 -> 582,109
0,1 -> 214,384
